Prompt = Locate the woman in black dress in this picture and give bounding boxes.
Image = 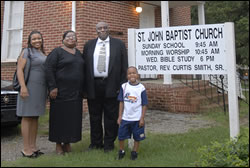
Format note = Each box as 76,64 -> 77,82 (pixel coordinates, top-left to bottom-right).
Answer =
45,31 -> 84,154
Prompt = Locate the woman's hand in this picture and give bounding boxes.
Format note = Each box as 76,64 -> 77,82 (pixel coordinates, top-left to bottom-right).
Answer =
49,88 -> 58,99
20,86 -> 29,99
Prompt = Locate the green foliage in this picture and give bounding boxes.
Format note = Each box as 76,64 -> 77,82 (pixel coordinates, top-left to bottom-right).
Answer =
191,1 -> 249,66
195,128 -> 249,167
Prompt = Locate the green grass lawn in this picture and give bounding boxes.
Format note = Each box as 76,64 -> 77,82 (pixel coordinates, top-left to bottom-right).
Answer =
1,99 -> 249,167
2,127 -> 237,167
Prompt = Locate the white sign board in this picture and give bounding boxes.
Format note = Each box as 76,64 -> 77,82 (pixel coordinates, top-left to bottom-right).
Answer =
135,24 -> 227,74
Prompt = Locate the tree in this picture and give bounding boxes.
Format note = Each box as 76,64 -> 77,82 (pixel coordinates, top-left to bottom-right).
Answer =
191,1 -> 249,66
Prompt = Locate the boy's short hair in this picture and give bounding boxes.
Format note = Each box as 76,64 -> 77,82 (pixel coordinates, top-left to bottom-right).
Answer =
127,66 -> 138,73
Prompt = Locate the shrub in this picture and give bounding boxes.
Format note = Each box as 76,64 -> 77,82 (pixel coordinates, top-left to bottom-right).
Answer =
195,129 -> 249,167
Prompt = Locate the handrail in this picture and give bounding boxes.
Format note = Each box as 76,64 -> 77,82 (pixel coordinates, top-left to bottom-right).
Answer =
177,69 -> 249,114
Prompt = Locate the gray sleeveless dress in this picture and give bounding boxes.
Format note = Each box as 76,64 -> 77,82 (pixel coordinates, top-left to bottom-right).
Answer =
16,48 -> 47,117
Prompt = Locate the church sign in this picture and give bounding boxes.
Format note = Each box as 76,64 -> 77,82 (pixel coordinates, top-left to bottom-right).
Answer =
135,24 -> 226,74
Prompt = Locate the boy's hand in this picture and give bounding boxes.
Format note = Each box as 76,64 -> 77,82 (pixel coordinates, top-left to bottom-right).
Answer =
139,118 -> 145,127
117,117 -> 122,125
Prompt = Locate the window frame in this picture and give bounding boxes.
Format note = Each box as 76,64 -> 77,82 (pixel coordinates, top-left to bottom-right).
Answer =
1,1 -> 24,62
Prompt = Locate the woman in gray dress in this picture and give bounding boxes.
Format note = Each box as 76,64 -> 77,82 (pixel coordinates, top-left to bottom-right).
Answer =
16,30 -> 47,158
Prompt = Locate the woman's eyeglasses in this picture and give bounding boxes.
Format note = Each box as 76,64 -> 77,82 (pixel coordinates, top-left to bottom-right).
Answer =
65,35 -> 76,40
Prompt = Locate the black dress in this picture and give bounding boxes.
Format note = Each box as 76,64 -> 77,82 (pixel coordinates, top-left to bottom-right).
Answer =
45,47 -> 84,143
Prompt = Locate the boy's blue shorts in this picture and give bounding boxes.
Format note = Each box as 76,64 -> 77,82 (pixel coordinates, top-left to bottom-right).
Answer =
118,120 -> 146,141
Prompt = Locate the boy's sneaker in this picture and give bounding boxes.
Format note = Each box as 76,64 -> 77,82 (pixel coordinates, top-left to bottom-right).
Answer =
118,150 -> 125,160
130,151 -> 138,160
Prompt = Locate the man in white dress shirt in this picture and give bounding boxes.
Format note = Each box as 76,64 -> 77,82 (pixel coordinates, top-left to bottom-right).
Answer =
83,22 -> 128,152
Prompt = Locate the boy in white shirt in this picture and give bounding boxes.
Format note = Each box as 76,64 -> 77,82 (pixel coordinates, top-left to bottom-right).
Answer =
117,66 -> 148,160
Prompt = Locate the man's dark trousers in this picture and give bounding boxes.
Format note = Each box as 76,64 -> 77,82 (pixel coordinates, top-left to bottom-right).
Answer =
87,78 -> 119,150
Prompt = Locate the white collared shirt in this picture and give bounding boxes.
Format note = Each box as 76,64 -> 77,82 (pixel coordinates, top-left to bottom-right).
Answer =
93,37 -> 110,77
